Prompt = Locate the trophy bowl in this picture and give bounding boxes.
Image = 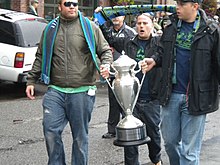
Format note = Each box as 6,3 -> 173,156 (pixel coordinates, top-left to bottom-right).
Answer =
108,52 -> 150,147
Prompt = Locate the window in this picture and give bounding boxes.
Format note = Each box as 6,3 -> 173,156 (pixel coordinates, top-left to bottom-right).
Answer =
0,0 -> 10,9
15,19 -> 47,47
0,20 -> 16,45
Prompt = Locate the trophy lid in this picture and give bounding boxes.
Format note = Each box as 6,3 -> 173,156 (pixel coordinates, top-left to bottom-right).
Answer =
112,51 -> 137,68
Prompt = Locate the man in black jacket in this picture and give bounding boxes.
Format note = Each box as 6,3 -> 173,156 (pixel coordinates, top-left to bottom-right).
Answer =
143,0 -> 220,164
97,10 -> 162,165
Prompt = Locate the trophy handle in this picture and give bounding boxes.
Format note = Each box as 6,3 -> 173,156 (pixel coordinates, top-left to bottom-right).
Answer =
103,64 -> 117,90
106,78 -> 112,89
133,60 -> 146,103
127,60 -> 146,113
108,65 -> 117,76
132,61 -> 142,74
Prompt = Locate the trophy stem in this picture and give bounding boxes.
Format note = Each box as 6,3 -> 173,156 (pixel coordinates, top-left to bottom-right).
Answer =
124,109 -> 132,116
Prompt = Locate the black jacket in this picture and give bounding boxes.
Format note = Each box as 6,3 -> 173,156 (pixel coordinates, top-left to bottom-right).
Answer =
152,9 -> 220,115
101,24 -> 162,100
108,22 -> 136,61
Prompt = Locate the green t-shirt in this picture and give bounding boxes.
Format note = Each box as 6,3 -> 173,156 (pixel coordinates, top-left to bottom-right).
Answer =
49,85 -> 97,94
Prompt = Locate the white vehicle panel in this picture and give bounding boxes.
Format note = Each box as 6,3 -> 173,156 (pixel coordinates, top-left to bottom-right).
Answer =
0,43 -> 37,82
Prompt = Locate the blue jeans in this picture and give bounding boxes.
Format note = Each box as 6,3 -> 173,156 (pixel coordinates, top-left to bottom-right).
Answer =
161,93 -> 206,165
124,99 -> 161,164
42,88 -> 95,165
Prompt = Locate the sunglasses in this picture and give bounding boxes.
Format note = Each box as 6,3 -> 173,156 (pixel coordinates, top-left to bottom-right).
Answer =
63,2 -> 78,7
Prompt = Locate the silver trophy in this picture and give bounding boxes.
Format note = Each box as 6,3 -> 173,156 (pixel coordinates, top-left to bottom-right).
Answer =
107,51 -> 150,147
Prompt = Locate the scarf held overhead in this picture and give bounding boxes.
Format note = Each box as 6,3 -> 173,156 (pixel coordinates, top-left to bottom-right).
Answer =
94,4 -> 176,26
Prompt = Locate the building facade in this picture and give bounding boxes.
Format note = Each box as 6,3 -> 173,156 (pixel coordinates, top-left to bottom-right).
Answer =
0,0 -> 103,18
0,0 -> 219,19
0,0 -> 156,19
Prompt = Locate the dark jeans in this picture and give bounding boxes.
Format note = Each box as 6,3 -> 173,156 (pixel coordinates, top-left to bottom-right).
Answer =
124,99 -> 162,164
107,77 -> 124,134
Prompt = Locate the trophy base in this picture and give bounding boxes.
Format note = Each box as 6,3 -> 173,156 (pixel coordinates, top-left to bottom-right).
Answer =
113,124 -> 151,147
113,137 -> 150,147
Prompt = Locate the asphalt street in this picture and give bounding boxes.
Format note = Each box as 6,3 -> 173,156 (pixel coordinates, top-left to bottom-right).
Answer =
0,82 -> 219,165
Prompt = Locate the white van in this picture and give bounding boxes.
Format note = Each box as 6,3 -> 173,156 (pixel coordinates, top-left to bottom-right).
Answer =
0,9 -> 47,83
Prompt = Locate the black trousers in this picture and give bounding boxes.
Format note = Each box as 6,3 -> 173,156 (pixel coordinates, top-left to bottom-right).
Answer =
124,99 -> 162,164
107,77 -> 124,134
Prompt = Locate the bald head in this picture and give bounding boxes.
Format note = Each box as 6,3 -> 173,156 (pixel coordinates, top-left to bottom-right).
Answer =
136,13 -> 154,40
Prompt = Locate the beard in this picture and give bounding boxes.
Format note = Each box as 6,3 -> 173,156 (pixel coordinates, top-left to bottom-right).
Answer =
112,20 -> 120,26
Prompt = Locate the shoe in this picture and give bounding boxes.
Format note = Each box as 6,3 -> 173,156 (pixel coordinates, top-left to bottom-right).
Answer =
102,132 -> 116,139
155,161 -> 162,165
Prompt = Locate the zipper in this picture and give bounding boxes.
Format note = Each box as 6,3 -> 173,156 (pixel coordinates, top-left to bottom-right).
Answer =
64,24 -> 68,81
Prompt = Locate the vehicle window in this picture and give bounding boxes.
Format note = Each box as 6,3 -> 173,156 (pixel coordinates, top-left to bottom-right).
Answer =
16,19 -> 47,47
0,20 -> 16,45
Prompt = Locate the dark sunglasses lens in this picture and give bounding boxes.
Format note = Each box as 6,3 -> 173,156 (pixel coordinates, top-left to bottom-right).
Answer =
64,2 -> 78,7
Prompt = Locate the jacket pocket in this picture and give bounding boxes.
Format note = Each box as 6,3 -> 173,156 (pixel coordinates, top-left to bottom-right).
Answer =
198,82 -> 216,111
193,42 -> 212,80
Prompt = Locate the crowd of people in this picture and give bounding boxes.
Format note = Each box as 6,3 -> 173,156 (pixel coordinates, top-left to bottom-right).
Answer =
25,0 -> 220,165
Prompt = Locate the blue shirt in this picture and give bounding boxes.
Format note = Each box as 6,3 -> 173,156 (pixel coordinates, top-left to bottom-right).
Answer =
136,38 -> 151,100
173,21 -> 194,94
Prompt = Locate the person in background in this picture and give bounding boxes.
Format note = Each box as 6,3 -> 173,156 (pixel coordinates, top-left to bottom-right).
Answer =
25,0 -> 112,165
28,0 -> 39,16
102,15 -> 137,139
142,0 -> 220,164
95,6 -> 162,164
213,15 -> 219,24
160,15 -> 170,30
123,13 -> 162,165
153,16 -> 163,36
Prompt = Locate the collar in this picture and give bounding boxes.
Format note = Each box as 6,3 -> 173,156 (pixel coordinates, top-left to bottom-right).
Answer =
177,11 -> 201,34
59,14 -> 79,24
